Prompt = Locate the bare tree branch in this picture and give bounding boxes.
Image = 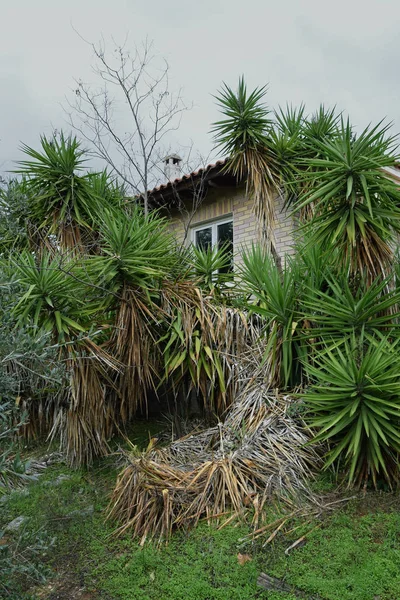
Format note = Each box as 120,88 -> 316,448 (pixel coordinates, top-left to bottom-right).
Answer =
63,35 -> 191,214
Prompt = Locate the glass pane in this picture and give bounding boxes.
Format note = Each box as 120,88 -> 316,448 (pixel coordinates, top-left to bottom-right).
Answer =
195,227 -> 212,251
217,221 -> 233,273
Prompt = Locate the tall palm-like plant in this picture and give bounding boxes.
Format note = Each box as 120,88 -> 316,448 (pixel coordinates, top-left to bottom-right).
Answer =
295,120 -> 400,279
86,205 -> 179,420
211,78 -> 280,258
8,249 -> 117,465
271,105 -> 340,208
15,134 -> 98,252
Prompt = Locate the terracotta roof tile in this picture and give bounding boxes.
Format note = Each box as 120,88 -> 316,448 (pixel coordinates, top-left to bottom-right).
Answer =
147,158 -> 228,196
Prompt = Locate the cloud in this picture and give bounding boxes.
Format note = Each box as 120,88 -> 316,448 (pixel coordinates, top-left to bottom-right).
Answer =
2,0 -> 400,175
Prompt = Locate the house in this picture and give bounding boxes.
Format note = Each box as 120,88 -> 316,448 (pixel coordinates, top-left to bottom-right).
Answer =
148,156 -> 296,265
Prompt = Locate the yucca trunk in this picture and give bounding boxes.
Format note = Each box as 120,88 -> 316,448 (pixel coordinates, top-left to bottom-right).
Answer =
111,284 -> 159,421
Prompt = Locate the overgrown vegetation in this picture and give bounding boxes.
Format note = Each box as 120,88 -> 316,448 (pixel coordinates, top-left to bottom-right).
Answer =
2,459 -> 400,599
2,75 -> 400,597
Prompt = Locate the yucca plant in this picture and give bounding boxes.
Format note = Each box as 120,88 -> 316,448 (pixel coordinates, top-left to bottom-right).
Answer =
303,335 -> 400,486
269,104 -> 305,203
10,251 -> 92,338
9,249 -> 118,465
239,244 -> 306,388
301,272 -> 400,341
85,205 -> 180,419
211,77 -> 280,258
159,277 -> 259,418
15,133 -> 98,252
295,119 -> 400,279
189,243 -> 233,297
271,104 -> 340,207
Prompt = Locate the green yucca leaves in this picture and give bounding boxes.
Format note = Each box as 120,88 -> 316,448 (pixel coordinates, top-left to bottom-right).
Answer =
239,244 -> 305,388
303,336 -> 400,486
15,134 -> 98,249
211,77 -> 272,155
86,205 -> 178,293
10,251 -> 93,339
302,274 -> 400,339
295,120 -> 400,278
189,244 -> 233,295
268,104 -> 340,204
211,78 -> 279,255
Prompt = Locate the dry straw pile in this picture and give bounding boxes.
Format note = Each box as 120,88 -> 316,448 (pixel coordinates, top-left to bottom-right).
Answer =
108,383 -> 321,545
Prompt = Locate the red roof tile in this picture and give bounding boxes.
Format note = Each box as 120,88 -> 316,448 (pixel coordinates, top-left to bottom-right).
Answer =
147,158 -> 228,196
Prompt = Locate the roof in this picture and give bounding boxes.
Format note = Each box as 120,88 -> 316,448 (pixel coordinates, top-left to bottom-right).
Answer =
146,160 -> 400,203
147,158 -> 229,198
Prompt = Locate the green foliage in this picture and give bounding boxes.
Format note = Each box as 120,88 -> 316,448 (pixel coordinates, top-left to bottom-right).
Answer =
211,78 -> 279,254
87,205 -> 177,293
264,505 -> 400,600
15,133 -> 98,249
3,459 -> 400,600
295,120 -> 400,277
302,272 -> 400,339
211,76 -> 272,155
189,243 -> 233,295
270,104 -> 340,202
10,251 -> 91,339
0,180 -> 31,256
0,267 -> 65,490
239,245 -> 305,388
0,402 -> 32,493
303,336 -> 400,486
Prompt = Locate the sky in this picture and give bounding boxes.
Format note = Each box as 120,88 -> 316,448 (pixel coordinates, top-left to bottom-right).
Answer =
1,0 -> 400,178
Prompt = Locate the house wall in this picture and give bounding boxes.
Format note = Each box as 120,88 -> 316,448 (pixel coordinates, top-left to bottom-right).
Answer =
166,184 -> 295,260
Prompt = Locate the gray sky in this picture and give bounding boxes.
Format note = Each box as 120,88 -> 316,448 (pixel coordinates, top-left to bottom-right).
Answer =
2,0 -> 400,176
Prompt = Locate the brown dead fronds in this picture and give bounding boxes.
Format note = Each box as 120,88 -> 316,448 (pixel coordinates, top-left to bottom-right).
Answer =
108,384 -> 321,544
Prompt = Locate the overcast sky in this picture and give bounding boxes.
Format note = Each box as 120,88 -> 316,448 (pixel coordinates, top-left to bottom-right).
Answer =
2,0 -> 400,177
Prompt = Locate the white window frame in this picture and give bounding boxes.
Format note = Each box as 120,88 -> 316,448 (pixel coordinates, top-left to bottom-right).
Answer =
190,215 -> 233,248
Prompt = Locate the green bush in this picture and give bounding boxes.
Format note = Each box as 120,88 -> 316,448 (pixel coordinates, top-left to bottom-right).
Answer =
303,335 -> 400,486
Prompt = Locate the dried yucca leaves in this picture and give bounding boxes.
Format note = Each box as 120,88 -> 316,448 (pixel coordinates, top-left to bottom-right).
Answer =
108,384 -> 320,545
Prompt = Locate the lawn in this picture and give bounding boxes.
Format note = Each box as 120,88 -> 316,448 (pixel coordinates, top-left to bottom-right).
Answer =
2,428 -> 400,600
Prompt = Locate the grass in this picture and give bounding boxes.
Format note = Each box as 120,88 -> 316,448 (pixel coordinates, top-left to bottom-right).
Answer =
264,500 -> 400,600
1,425 -> 400,599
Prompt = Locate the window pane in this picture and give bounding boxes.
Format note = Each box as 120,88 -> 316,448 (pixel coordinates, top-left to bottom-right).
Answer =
217,221 -> 233,273
195,227 -> 212,251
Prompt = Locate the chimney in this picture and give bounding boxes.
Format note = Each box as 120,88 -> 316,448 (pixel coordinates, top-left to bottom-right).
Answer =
163,154 -> 182,182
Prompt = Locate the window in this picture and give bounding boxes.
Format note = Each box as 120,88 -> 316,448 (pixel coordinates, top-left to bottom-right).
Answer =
191,217 -> 233,272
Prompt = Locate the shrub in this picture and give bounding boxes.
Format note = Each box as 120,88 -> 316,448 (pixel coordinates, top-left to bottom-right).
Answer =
303,336 -> 400,486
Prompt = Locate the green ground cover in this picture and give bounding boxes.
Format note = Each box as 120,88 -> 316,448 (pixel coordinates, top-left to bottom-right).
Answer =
2,429 -> 400,600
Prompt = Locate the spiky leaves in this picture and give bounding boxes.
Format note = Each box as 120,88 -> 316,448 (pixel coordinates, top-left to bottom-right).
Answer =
239,245 -> 305,389
11,251 -> 90,339
189,244 -> 233,296
88,205 -> 177,292
303,337 -> 400,486
160,281 -> 253,417
8,249 -> 116,466
302,273 -> 400,340
86,206 -> 179,418
15,134 -> 98,252
296,120 -> 400,279
211,78 -> 280,255
270,105 -> 340,206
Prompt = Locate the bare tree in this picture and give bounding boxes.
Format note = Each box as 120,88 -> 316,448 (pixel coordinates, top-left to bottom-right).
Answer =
64,35 -> 190,214
171,153 -> 215,245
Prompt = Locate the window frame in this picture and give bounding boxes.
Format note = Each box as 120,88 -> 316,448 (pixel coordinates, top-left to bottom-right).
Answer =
190,215 -> 233,250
